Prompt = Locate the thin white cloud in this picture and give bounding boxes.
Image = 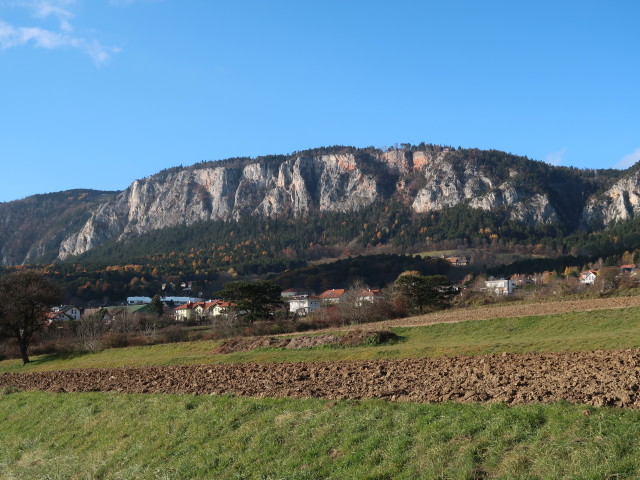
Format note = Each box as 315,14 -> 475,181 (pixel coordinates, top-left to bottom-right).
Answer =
9,0 -> 75,29
616,148 -> 640,170
0,20 -> 120,65
0,1 -> 120,65
32,1 -> 74,19
544,147 -> 568,166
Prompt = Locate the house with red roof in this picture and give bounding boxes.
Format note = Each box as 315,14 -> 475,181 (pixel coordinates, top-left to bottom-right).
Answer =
174,302 -> 199,322
211,300 -> 235,317
319,289 -> 346,305
579,270 -> 598,285
47,305 -> 82,324
289,295 -> 321,316
355,289 -> 383,306
444,256 -> 469,267
175,300 -> 237,322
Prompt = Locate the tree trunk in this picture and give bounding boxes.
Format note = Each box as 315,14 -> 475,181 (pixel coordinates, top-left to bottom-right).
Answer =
19,341 -> 30,365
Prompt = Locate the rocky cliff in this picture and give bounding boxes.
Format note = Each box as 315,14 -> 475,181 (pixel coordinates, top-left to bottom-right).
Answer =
582,170 -> 640,228
2,146 -> 637,266
57,147 -> 597,260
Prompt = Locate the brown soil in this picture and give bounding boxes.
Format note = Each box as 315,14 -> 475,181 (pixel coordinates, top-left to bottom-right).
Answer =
3,349 -> 640,408
360,295 -> 640,330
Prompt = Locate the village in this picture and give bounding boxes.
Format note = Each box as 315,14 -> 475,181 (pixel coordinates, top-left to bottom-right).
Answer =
41,260 -> 640,327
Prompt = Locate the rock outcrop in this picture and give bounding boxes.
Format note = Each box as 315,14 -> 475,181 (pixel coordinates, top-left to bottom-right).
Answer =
582,171 -> 640,228
4,146 -> 637,265
57,149 -> 571,259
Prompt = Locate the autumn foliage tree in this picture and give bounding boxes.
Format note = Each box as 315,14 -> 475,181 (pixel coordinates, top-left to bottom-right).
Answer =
0,270 -> 61,364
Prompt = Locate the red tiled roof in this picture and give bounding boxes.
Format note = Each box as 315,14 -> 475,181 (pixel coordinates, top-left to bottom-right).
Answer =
355,289 -> 382,297
174,302 -> 196,310
319,289 -> 345,299
216,301 -> 235,308
579,270 -> 598,277
176,300 -> 234,311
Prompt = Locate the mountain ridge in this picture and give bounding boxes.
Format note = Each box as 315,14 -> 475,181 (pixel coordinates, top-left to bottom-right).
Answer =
1,145 -> 637,266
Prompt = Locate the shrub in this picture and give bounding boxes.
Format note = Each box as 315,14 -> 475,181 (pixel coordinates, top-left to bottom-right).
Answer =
363,331 -> 400,346
31,337 -> 76,356
200,331 -> 224,341
102,333 -> 134,349
161,326 -> 188,343
0,340 -> 17,360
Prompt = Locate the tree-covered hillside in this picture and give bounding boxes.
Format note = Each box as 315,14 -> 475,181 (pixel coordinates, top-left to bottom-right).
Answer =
0,190 -> 117,265
3,144 -> 639,291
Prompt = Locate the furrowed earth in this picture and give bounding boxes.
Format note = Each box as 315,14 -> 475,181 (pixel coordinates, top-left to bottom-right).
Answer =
2,349 -> 640,408
371,295 -> 640,329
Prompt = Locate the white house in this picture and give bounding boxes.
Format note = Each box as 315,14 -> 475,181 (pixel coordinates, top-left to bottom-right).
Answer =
48,305 -> 82,322
211,301 -> 236,317
485,279 -> 514,295
174,300 -> 238,322
355,289 -> 383,306
289,295 -> 321,316
174,302 -> 198,322
579,271 -> 598,285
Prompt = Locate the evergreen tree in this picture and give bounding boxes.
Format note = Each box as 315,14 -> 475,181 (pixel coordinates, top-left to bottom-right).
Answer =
217,280 -> 283,321
149,294 -> 165,318
394,273 -> 450,313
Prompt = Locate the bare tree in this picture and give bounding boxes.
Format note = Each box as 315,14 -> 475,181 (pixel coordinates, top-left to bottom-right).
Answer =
0,270 -> 61,364
77,311 -> 108,352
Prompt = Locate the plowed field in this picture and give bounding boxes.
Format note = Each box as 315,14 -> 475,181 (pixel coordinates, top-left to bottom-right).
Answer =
373,295 -> 640,329
3,349 -> 640,408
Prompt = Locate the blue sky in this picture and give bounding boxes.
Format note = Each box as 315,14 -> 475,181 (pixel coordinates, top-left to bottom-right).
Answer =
1,0 -> 639,202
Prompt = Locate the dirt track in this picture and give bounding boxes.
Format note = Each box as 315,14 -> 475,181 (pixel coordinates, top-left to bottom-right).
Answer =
3,349 -> 640,408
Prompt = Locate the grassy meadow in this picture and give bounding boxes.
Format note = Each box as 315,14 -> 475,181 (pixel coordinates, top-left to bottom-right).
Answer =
3,304 -> 640,479
2,305 -> 640,373
2,390 -> 640,480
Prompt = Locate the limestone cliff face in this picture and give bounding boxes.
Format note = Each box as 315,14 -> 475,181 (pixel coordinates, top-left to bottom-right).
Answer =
409,152 -> 558,225
54,148 -> 613,260
58,154 -> 386,259
582,171 -> 640,227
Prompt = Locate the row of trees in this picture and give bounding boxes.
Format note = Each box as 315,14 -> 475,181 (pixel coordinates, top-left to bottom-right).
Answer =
216,273 -> 453,323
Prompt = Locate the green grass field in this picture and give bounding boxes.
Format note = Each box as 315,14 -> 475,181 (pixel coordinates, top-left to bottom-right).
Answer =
2,390 -> 640,480
4,305 -> 640,479
3,305 -> 640,373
